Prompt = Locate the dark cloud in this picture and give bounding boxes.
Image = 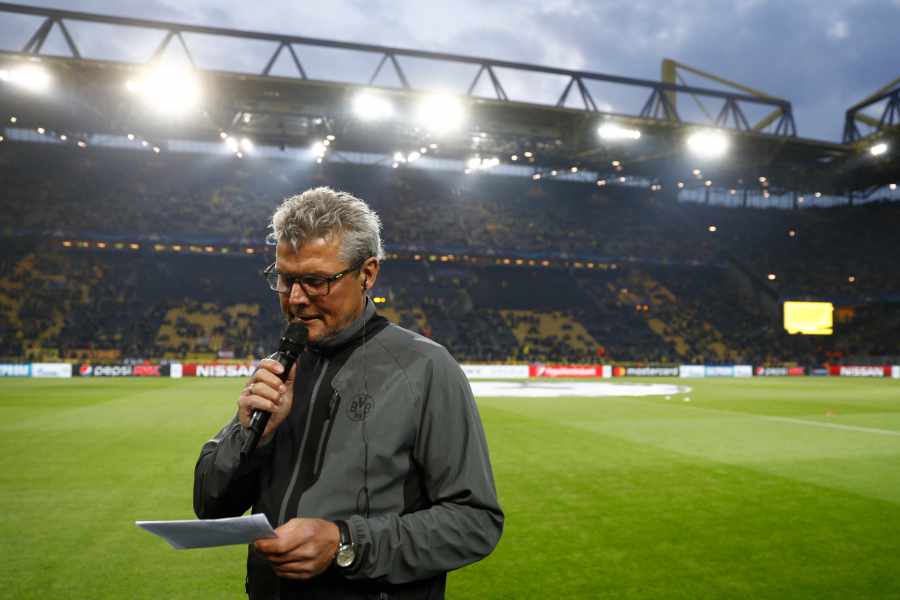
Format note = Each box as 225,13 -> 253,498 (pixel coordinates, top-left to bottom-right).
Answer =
3,0 -> 897,141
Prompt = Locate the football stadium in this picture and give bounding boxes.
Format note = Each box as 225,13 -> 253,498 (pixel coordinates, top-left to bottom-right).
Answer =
2,3 -> 899,599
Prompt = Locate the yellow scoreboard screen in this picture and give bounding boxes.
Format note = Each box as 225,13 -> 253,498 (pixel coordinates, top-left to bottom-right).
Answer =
783,301 -> 834,335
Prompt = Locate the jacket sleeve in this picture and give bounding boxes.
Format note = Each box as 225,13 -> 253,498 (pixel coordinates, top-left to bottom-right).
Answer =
346,352 -> 504,583
193,414 -> 273,519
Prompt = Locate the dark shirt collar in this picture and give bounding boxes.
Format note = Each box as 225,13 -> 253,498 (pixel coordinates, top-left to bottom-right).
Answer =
309,297 -> 376,354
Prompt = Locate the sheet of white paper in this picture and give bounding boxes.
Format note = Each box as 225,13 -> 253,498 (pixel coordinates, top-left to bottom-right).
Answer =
136,513 -> 277,549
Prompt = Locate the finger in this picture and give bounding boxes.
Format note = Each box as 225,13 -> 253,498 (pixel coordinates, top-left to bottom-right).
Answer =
257,358 -> 285,377
254,367 -> 286,390
248,380 -> 283,403
264,545 -> 319,564
273,563 -> 314,580
242,395 -> 278,415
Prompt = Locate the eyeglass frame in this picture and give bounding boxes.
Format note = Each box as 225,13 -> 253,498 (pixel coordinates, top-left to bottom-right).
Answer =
263,257 -> 370,297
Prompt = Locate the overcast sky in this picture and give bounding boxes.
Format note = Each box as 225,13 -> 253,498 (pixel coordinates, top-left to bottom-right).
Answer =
3,0 -> 899,142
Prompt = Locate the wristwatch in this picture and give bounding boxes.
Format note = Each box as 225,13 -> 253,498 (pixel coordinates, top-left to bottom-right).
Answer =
334,520 -> 357,568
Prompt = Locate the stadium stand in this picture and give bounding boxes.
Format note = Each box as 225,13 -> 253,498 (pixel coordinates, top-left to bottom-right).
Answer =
1,141 -> 898,365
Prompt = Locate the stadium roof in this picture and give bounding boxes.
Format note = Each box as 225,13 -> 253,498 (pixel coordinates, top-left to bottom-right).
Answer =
1,2 -> 897,198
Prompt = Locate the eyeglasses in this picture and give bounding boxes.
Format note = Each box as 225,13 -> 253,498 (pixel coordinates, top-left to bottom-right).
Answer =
263,259 -> 367,297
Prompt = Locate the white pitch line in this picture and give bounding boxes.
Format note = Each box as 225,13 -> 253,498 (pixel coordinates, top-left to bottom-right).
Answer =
760,416 -> 900,437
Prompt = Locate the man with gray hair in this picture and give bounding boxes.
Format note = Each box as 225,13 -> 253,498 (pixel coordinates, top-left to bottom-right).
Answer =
194,187 -> 503,599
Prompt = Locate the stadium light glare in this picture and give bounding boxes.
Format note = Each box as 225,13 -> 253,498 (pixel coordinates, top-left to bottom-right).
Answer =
141,140 -> 149,147
523,151 -> 533,158
597,123 -> 641,141
219,131 -> 228,139
0,64 -> 51,93
312,141 -> 326,157
224,136 -> 239,152
76,140 -> 87,148
532,173 -> 541,180
686,130 -> 729,159
353,92 -> 394,121
9,116 -> 16,123
767,273 -> 776,281
677,181 -> 685,189
848,275 -> 856,283
597,179 -> 607,186
708,225 -> 717,232
36,127 -> 45,134
510,154 -> 518,161
890,183 -> 897,191
869,142 -> 888,156
551,170 -> 558,176
570,166 -> 578,173
59,134 -> 66,141
408,151 -> 421,162
127,133 -> 135,140
125,64 -> 202,116
239,138 -> 253,153
416,94 -> 465,134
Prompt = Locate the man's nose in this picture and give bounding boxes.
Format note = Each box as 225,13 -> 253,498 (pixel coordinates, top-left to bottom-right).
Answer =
287,282 -> 311,305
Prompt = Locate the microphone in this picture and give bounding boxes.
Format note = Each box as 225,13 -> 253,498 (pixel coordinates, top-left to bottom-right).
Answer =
240,322 -> 308,458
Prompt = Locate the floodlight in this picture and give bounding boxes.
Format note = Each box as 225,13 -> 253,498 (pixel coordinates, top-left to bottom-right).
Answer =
415,94 -> 465,134
0,64 -> 51,93
225,136 -> 239,152
686,130 -> 729,159
312,141 -> 326,156
125,64 -> 202,115
353,92 -> 394,121
240,138 -> 253,153
408,151 -> 421,162
466,156 -> 499,170
869,142 -> 888,156
597,123 -> 641,141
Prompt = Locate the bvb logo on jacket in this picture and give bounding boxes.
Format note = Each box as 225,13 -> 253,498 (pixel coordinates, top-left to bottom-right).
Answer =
347,392 -> 374,422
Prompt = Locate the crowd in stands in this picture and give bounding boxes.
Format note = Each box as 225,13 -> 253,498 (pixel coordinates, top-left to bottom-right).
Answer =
1,140 -> 899,365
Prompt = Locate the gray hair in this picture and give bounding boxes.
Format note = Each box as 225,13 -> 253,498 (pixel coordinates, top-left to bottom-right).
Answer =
270,187 -> 384,263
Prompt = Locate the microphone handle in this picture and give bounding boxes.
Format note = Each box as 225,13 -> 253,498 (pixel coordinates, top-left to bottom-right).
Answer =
240,350 -> 295,458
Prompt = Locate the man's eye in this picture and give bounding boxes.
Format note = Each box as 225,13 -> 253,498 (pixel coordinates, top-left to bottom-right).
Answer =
302,277 -> 327,288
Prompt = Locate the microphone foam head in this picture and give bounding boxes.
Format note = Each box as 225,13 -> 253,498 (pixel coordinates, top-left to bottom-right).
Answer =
280,322 -> 309,352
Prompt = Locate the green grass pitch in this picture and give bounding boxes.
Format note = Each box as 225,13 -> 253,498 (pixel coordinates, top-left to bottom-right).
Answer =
2,376 -> 900,599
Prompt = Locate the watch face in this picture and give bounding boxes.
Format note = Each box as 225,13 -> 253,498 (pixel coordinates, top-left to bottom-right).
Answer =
336,545 -> 356,568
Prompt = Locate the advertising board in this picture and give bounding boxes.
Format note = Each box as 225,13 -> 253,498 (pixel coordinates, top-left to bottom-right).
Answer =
183,364 -> 256,377
77,364 -> 133,377
0,364 -> 30,377
679,365 -> 706,378
529,364 -> 611,378
461,364 -> 529,379
31,363 -> 72,378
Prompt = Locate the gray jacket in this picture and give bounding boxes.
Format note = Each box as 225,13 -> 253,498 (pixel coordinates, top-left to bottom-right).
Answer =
194,303 -> 503,599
